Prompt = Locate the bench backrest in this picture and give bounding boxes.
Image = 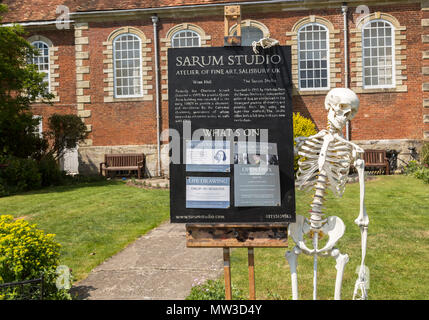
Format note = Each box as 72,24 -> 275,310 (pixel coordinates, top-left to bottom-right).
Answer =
364,149 -> 386,165
105,154 -> 144,167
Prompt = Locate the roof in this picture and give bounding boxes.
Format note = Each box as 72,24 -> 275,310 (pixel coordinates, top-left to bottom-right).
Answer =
1,0 -> 78,23
1,0 -> 264,23
1,0 -> 402,24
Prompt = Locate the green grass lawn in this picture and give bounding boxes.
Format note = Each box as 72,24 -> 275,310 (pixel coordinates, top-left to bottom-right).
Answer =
1,175 -> 428,300
226,175 -> 429,300
0,181 -> 170,281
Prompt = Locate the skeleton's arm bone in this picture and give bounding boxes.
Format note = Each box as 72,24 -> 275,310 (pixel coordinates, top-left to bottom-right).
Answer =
353,159 -> 368,227
353,157 -> 369,300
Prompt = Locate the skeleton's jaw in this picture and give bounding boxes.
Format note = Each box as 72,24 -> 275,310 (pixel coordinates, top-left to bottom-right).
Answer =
327,109 -> 346,134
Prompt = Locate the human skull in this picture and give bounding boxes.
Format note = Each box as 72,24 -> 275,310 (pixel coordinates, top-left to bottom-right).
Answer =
325,88 -> 360,131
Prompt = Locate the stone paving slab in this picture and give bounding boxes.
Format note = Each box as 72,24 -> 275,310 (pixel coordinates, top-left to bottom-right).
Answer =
71,222 -> 223,300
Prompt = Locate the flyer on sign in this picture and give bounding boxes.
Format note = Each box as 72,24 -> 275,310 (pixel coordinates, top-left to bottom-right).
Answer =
186,177 -> 230,209
186,140 -> 230,172
234,142 -> 281,207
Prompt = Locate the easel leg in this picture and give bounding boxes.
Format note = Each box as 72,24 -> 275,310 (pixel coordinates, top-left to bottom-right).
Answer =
223,248 -> 232,300
248,248 -> 256,300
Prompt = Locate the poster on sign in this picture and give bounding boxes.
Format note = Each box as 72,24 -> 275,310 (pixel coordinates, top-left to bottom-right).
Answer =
168,46 -> 295,223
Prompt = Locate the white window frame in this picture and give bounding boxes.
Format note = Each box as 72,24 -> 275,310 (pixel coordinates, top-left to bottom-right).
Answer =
113,33 -> 143,98
171,30 -> 201,48
361,19 -> 396,90
31,41 -> 51,93
297,23 -> 330,91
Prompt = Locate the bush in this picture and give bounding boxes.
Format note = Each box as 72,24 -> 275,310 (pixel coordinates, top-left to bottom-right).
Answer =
0,156 -> 41,196
413,167 -> 429,184
186,279 -> 245,300
293,112 -> 317,173
421,142 -> 429,166
404,160 -> 420,175
404,160 -> 429,184
45,114 -> 88,161
0,215 -> 72,299
38,155 -> 66,187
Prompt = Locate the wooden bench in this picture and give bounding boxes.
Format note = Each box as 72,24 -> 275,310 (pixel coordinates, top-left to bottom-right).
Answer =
364,149 -> 390,175
100,153 -> 145,179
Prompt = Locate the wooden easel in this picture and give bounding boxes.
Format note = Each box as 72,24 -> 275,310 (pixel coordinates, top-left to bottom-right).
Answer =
184,5 -> 289,301
186,224 -> 288,300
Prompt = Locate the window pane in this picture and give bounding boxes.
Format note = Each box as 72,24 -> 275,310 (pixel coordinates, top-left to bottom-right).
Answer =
297,23 -> 329,90
30,41 -> 50,94
113,34 -> 142,97
234,26 -> 263,46
171,30 -> 201,48
362,20 -> 394,88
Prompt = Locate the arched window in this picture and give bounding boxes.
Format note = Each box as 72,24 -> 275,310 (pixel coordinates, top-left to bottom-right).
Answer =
113,33 -> 142,97
171,30 -> 200,48
234,26 -> 264,46
297,23 -> 329,90
362,20 -> 395,88
31,41 -> 50,93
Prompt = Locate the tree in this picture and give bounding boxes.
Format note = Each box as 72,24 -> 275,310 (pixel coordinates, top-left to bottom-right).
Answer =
44,114 -> 88,160
0,4 -> 53,159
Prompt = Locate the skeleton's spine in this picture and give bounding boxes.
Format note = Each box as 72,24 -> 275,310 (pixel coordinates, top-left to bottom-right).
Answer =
309,170 -> 328,230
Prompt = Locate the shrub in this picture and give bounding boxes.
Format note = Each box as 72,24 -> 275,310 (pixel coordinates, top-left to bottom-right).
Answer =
421,142 -> 429,167
404,160 -> 429,184
38,155 -> 66,187
0,156 -> 41,196
186,279 -> 245,300
404,160 -> 420,175
293,112 -> 317,173
0,215 -> 71,299
413,167 -> 429,184
44,114 -> 88,161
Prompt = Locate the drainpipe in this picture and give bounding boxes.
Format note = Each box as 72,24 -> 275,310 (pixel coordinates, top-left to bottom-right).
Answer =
342,3 -> 351,141
152,15 -> 161,177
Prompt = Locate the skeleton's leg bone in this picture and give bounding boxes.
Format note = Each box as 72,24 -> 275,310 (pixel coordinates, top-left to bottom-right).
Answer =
312,232 -> 319,300
331,248 -> 349,300
285,246 -> 301,300
353,226 -> 369,300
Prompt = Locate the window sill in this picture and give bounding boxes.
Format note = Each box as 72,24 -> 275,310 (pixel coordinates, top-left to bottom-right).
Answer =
104,95 -> 153,103
32,96 -> 60,104
352,86 -> 407,94
293,88 -> 330,96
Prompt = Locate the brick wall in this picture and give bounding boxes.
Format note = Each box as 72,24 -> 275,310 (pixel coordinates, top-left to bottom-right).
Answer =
22,1 -> 426,175
27,28 -> 77,135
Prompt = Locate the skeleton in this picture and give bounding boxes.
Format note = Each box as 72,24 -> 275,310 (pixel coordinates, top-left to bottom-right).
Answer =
252,36 -> 280,54
286,88 -> 369,300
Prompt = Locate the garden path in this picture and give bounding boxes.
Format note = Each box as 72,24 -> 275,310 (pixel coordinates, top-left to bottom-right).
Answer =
71,222 -> 223,300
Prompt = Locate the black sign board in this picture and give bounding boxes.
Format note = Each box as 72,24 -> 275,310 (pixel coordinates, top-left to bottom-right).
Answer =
168,46 -> 295,223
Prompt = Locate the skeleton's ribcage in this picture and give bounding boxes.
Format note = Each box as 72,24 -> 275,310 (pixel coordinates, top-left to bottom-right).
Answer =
296,136 -> 353,197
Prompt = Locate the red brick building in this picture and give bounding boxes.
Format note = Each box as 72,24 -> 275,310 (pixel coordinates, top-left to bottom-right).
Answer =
2,0 -> 428,175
